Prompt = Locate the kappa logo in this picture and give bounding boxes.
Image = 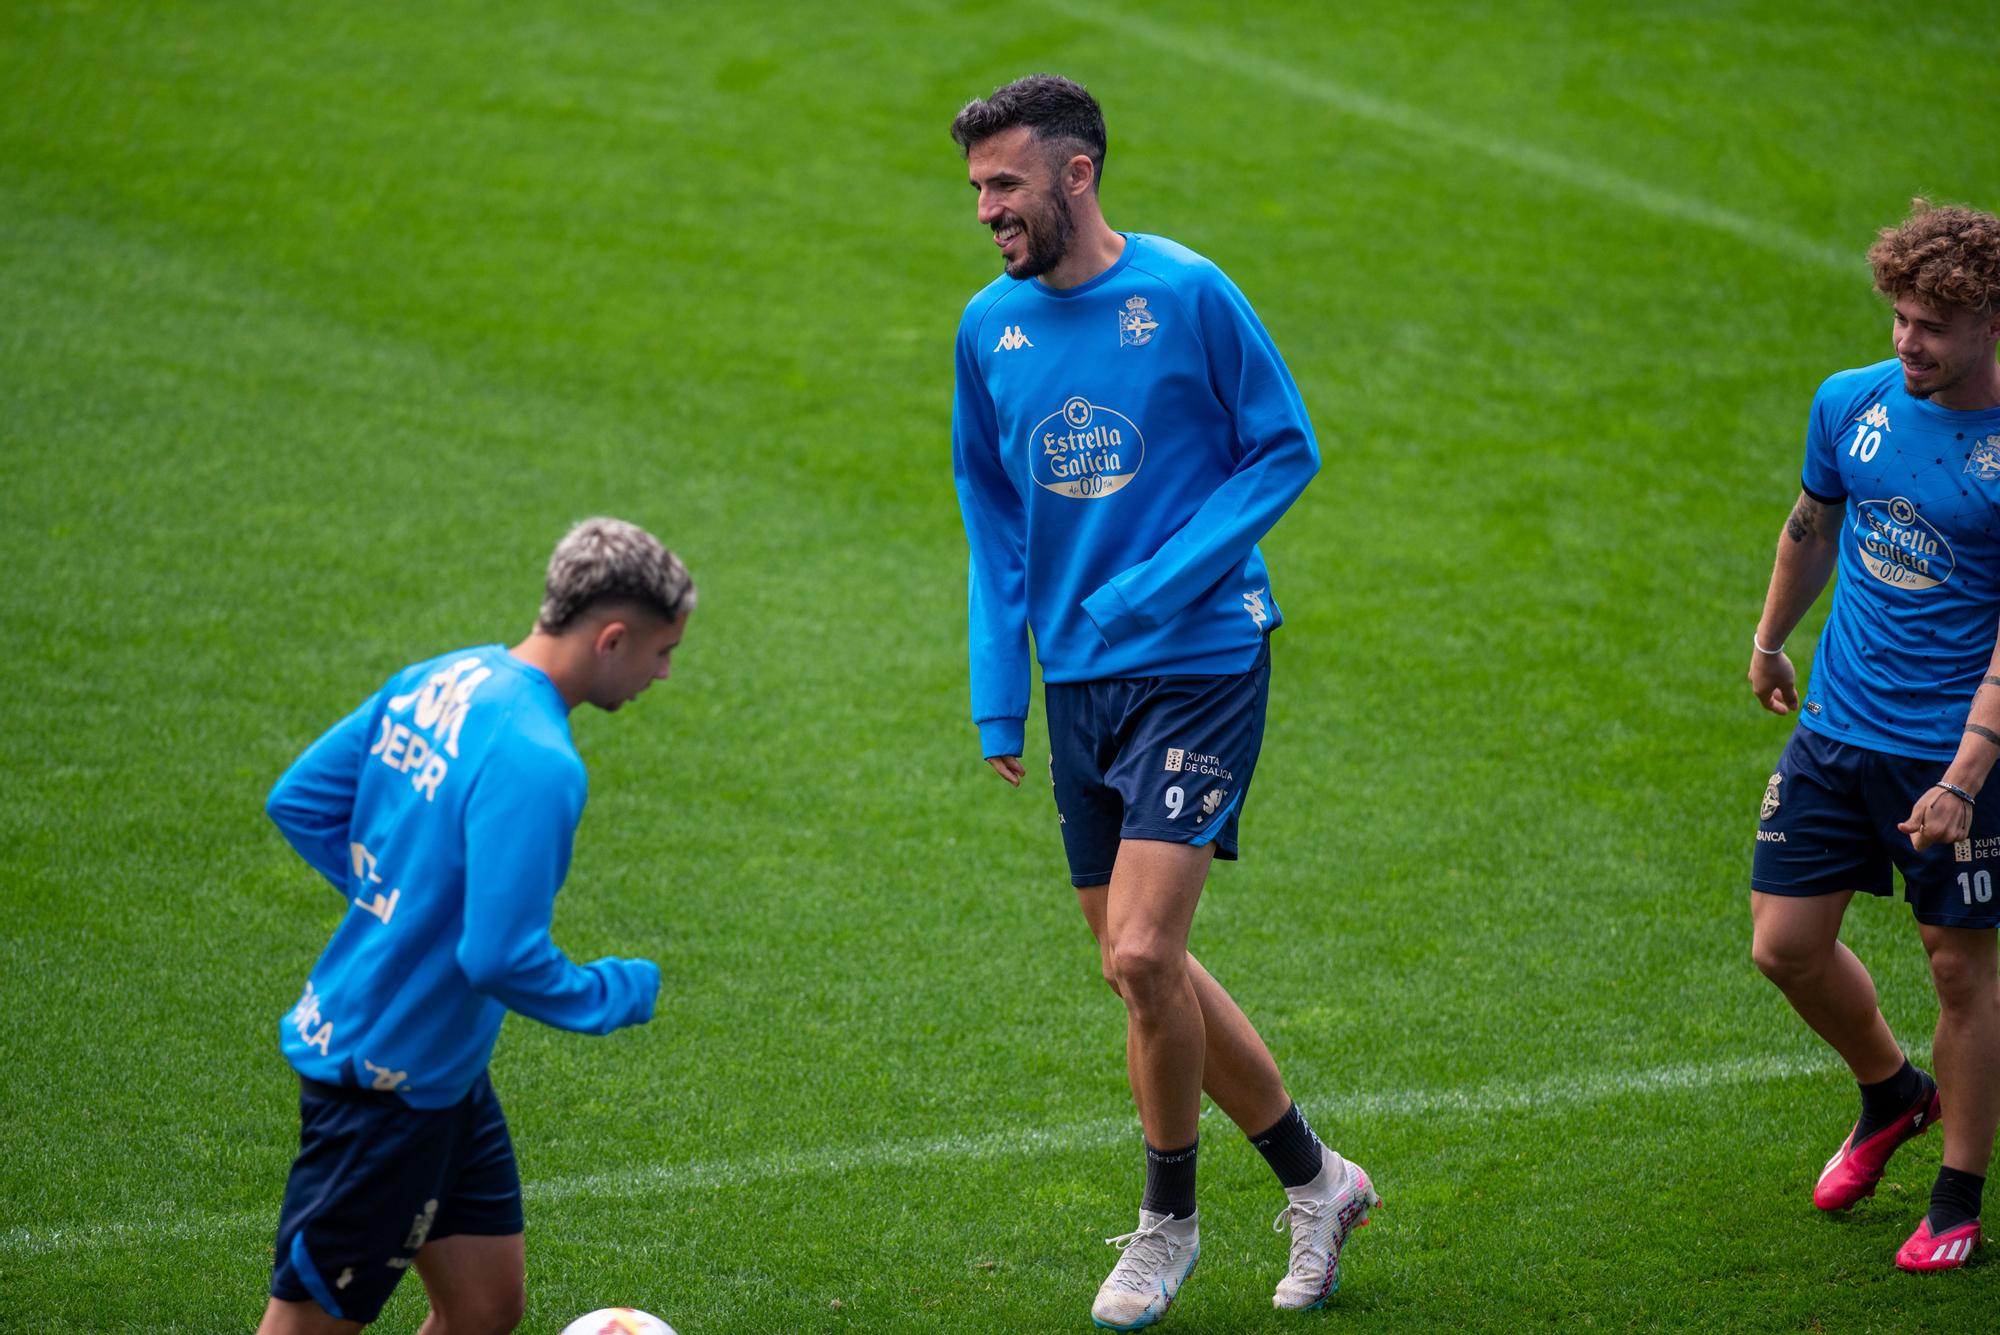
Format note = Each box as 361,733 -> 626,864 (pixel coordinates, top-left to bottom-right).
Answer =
1201,788 -> 1227,817
1761,772 -> 1782,821
403,1200 -> 439,1253
362,1059 -> 409,1092
994,325 -> 1033,352
1243,588 -> 1268,627
1860,402 -> 1891,431
1965,435 -> 2000,483
1118,295 -> 1158,346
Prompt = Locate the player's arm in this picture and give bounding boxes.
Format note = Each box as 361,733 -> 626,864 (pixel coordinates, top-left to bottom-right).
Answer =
266,698 -> 375,891
1900,640 -> 2000,851
457,746 -> 660,1033
952,316 -> 1030,785
1749,489 -> 1842,715
1079,270 -> 1319,646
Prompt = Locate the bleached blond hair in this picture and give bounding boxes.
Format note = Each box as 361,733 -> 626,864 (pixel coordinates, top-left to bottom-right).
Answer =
536,517 -> 695,634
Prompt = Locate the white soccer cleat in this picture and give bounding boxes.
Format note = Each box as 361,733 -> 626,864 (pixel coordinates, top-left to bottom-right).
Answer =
1271,1147 -> 1378,1310
1091,1208 -> 1200,1330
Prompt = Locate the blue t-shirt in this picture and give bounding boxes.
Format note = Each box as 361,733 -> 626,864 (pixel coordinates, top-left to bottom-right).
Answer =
1799,360 -> 2000,760
951,233 -> 1321,759
265,646 -> 659,1108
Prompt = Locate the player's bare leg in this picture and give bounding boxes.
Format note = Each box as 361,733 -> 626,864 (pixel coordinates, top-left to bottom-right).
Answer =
1895,924 -> 1999,1269
413,1232 -> 526,1335
1919,924 -> 2000,1177
1751,890 -> 1906,1080
256,1299 -> 363,1335
1078,888 -> 1290,1133
1105,839 -> 1211,1151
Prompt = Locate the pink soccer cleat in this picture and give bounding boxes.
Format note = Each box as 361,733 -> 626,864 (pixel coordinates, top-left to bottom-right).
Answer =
1813,1082 -> 1941,1210
1896,1217 -> 1980,1272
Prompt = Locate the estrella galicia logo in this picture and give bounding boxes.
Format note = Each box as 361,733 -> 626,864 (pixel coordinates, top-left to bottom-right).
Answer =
1118,295 -> 1159,346
1853,496 -> 1954,591
1965,435 -> 2000,482
1032,396 -> 1145,498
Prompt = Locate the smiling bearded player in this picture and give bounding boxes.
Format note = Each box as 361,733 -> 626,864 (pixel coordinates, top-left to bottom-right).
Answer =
1748,200 -> 2000,1273
947,75 -> 1376,1329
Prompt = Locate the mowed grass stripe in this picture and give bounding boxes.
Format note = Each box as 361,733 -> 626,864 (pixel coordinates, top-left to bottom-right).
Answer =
1062,0 -> 1855,274
0,1046 -> 1867,1259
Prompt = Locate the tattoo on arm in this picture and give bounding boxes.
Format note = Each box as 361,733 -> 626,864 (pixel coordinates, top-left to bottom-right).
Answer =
1785,499 -> 1820,544
1968,723 -> 2000,747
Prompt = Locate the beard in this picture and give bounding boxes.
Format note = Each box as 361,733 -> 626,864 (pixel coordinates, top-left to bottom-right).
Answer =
1000,185 -> 1076,279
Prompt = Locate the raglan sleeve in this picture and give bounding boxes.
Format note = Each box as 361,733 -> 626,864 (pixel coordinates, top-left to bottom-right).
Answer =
266,696 -> 377,892
1801,377 -> 1848,504
951,309 -> 1032,760
1079,267 -> 1321,645
457,735 -> 660,1034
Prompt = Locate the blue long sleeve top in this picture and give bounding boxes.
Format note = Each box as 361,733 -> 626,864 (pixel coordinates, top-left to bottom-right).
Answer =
951,232 -> 1321,758
266,645 -> 659,1108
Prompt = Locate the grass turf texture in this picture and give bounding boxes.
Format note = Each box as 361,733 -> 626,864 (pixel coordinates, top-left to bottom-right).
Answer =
3,0 -> 1998,1329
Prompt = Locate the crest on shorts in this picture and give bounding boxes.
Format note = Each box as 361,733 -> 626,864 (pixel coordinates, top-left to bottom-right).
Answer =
1760,772 -> 1782,821
1118,295 -> 1159,346
1965,436 -> 2000,482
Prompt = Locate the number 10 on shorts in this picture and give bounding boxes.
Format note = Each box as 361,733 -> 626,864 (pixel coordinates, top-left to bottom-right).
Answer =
1959,870 -> 1993,905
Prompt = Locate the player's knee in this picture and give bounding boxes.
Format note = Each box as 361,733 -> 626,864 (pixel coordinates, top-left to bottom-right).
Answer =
1750,930 -> 1822,988
430,1287 -> 525,1335
1109,938 -> 1182,1004
1926,945 -> 1999,1012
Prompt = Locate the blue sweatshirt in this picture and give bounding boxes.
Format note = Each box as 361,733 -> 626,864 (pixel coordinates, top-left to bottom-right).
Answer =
266,645 -> 659,1108
1798,360 -> 2000,761
952,232 -> 1321,758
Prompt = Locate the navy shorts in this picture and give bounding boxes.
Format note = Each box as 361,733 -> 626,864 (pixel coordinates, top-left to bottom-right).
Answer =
1045,637 -> 1271,888
270,1072 -> 523,1323
1752,727 -> 2000,928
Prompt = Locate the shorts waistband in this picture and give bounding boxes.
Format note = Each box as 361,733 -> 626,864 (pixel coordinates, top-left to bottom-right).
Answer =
300,1075 -> 410,1108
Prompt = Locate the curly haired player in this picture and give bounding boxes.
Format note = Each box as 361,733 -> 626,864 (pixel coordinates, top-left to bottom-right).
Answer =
1748,200 -> 2000,1272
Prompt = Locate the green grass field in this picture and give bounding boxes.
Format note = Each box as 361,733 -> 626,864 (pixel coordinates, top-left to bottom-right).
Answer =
5,2 -> 2000,1329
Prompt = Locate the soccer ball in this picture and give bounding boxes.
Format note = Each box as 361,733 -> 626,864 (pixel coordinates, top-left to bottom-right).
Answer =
560,1309 -> 677,1335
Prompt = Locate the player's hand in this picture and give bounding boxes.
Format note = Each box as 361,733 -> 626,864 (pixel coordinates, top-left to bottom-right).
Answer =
1749,649 -> 1799,715
985,754 -> 1026,787
1899,785 -> 1975,852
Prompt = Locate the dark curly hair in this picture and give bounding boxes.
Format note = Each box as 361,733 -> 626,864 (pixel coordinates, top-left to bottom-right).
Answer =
949,74 -> 1106,190
1868,198 -> 2000,315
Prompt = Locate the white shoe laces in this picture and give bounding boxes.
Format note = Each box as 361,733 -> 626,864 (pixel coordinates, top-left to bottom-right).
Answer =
1103,1216 -> 1187,1294
1274,1194 -> 1335,1276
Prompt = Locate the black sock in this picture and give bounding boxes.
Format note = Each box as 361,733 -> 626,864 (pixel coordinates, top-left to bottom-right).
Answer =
1853,1061 -> 1927,1141
1248,1101 -> 1325,1190
1141,1138 -> 1198,1220
1928,1167 -> 1985,1232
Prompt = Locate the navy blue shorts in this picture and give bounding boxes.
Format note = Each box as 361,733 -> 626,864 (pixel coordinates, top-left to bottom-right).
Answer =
270,1072 -> 523,1323
1752,727 -> 2000,928
1045,637 -> 1271,888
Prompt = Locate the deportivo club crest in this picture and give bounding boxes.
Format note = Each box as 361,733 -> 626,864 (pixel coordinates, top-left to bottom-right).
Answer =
1965,435 -> 2000,482
1118,295 -> 1158,346
1761,773 -> 1782,821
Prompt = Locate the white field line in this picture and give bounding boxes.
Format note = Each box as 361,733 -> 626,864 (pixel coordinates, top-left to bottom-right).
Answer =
0,1048 -> 1861,1258
1068,3 -> 1855,275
